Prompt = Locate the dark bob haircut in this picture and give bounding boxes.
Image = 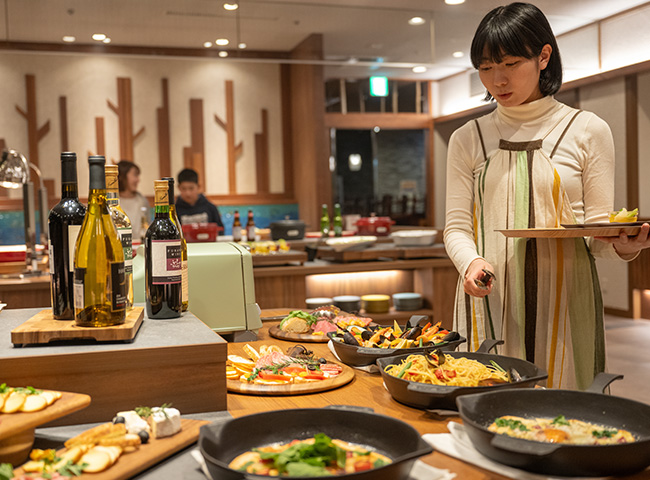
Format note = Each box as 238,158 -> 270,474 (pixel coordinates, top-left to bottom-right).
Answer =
117,160 -> 140,193
470,2 -> 562,100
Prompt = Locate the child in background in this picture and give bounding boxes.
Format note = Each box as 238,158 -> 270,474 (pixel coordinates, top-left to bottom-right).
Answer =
175,168 -> 224,233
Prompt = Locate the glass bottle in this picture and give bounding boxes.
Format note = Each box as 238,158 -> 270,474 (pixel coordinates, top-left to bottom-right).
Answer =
333,203 -> 343,237
245,210 -> 256,241
163,177 -> 188,312
320,204 -> 330,238
232,210 -> 242,242
74,155 -> 126,327
145,179 -> 182,319
48,152 -> 86,319
105,164 -> 133,310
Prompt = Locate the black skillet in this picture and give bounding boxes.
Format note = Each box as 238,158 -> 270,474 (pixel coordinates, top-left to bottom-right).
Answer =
328,315 -> 466,367
198,405 -> 433,480
456,373 -> 650,477
376,339 -> 548,411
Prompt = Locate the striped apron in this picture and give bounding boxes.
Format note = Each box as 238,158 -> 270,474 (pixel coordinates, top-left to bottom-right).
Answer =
453,111 -> 605,390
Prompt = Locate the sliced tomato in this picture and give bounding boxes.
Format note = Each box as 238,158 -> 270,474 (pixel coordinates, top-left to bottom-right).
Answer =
258,371 -> 289,381
281,366 -> 308,375
303,373 -> 326,380
354,461 -> 373,471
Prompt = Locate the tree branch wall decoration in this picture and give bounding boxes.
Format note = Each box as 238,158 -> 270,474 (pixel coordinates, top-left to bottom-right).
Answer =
107,77 -> 145,162
156,78 -> 171,178
214,80 -> 243,193
15,74 -> 50,166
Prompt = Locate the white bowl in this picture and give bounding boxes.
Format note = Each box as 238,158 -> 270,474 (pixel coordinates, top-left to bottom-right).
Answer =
391,230 -> 438,246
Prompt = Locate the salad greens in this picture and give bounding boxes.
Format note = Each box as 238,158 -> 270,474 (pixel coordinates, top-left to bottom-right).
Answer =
279,310 -> 318,329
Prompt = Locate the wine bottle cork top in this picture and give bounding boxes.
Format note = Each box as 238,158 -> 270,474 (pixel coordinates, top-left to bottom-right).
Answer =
154,179 -> 169,190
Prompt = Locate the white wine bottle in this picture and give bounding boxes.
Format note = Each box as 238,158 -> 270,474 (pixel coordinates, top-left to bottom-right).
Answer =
48,152 -> 86,319
106,164 -> 134,310
74,155 -> 127,327
145,179 -> 182,319
163,177 -> 188,312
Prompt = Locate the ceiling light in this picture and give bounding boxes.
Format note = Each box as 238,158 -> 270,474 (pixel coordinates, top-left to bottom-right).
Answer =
223,3 -> 238,10
445,0 -> 465,4
92,33 -> 106,41
215,38 -> 229,46
453,51 -> 464,58
62,36 -> 76,43
218,51 -> 228,58
203,41 -> 213,48
238,42 -> 247,49
102,37 -> 111,44
408,17 -> 425,26
412,66 -> 427,73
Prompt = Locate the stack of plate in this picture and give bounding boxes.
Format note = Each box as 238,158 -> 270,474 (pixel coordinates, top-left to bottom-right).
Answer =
333,295 -> 361,312
305,297 -> 334,309
361,294 -> 391,313
392,292 -> 423,311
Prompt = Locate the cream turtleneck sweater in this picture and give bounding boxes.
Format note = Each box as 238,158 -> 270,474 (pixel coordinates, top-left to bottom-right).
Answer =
443,96 -> 619,278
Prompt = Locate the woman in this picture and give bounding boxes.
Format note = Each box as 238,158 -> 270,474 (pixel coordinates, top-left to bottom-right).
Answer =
443,2 -> 650,390
118,160 -> 150,242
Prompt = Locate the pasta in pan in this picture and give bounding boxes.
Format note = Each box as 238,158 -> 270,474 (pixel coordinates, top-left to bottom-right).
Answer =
384,353 -> 508,387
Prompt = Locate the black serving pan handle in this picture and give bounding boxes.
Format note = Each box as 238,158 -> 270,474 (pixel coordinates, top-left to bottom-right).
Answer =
475,338 -> 503,353
586,372 -> 623,393
490,432 -> 560,456
407,315 -> 429,329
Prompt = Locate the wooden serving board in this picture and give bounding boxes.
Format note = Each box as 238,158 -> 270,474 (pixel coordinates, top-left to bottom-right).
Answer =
252,250 -> 308,266
13,418 -> 208,480
227,364 -> 355,395
398,244 -> 448,259
268,324 -> 330,343
0,391 -> 91,442
10,307 -> 145,346
498,226 -> 643,238
316,245 -> 401,263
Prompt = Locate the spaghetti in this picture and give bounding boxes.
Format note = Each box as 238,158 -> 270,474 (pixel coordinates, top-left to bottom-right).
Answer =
384,353 -> 508,387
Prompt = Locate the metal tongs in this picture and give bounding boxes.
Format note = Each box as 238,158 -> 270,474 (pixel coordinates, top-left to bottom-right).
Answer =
474,268 -> 496,290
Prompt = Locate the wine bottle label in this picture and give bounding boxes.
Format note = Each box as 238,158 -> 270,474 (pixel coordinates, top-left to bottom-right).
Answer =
48,239 -> 54,274
74,267 -> 85,310
151,239 -> 182,284
118,227 -> 133,273
182,260 -> 189,302
110,261 -> 127,311
68,225 -> 82,273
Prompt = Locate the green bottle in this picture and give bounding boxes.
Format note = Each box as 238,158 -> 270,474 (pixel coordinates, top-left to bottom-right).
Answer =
333,203 -> 343,237
320,204 -> 330,238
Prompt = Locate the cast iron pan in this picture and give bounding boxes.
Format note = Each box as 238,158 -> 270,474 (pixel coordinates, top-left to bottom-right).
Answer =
376,339 -> 548,411
328,315 -> 466,367
456,373 -> 650,477
198,405 -> 433,480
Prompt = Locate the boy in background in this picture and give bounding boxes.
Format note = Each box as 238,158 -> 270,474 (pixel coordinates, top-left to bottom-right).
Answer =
175,168 -> 224,232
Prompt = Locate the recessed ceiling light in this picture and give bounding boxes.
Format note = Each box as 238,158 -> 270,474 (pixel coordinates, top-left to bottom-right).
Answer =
445,0 -> 465,4
203,42 -> 213,48
92,33 -> 106,41
408,16 -> 425,26
215,38 -> 229,46
223,3 -> 238,10
218,51 -> 228,58
238,42 -> 247,49
62,35 -> 76,43
453,51 -> 464,58
102,37 -> 111,44
412,66 -> 427,73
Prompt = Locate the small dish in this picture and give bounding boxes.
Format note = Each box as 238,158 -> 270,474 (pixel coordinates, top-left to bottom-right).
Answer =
333,295 -> 362,312
305,297 -> 334,309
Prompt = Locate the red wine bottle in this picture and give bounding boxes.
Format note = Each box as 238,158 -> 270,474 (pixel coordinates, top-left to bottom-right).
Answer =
48,152 -> 86,319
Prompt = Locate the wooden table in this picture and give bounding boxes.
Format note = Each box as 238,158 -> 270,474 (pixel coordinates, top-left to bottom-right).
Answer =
224,311 -> 649,480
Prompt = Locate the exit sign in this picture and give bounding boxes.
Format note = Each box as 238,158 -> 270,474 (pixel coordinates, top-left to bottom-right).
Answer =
369,76 -> 388,97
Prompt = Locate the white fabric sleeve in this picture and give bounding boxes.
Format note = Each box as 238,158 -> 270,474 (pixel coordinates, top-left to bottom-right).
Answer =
443,124 -> 482,277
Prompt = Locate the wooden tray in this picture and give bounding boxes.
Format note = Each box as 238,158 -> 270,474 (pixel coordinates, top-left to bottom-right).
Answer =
398,244 -> 447,259
316,245 -> 401,263
0,390 -> 91,442
252,250 -> 307,266
13,418 -> 208,480
268,324 -> 329,343
227,364 -> 355,395
10,307 -> 145,346
497,225 -> 643,238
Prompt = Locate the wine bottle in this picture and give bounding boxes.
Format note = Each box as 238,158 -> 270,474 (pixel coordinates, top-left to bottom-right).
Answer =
232,210 -> 242,242
145,179 -> 182,319
74,155 -> 127,327
163,176 -> 188,312
333,203 -> 343,237
48,152 -> 86,320
105,164 -> 134,310
245,210 -> 256,241
320,204 -> 330,238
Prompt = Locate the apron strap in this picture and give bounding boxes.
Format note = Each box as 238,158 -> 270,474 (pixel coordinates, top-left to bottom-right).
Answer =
474,119 -> 488,161
550,110 -> 583,159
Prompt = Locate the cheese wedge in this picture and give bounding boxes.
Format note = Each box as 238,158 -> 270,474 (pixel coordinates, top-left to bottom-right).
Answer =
148,407 -> 181,439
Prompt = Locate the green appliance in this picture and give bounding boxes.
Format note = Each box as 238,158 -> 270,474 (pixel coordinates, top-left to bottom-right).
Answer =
133,242 -> 261,340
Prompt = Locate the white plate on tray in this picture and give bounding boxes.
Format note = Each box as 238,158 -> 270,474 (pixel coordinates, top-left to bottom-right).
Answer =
561,221 -> 646,228
325,236 -> 377,252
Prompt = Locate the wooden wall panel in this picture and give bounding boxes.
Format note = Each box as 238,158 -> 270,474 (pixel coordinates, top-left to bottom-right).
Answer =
157,78 -> 171,178
255,109 -> 269,194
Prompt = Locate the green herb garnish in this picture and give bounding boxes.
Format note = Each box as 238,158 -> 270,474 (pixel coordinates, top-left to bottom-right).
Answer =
246,357 -> 322,382
490,360 -> 506,373
256,433 -> 345,476
592,429 -> 617,438
57,460 -> 87,477
552,415 -> 570,426
495,417 -> 529,431
0,463 -> 14,480
135,402 -> 173,419
279,310 -> 318,328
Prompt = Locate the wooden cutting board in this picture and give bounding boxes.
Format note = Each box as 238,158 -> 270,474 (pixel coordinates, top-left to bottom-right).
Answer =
268,324 -> 330,343
10,307 -> 145,346
0,390 -> 91,442
227,364 -> 355,395
498,225 -> 643,238
12,418 -> 208,480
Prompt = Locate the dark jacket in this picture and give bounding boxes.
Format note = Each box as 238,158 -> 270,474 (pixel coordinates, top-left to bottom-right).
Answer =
175,194 -> 224,229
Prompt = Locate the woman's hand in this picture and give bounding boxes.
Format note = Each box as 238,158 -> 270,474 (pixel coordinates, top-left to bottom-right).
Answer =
596,223 -> 650,257
463,258 -> 495,297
